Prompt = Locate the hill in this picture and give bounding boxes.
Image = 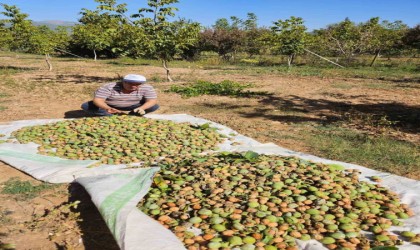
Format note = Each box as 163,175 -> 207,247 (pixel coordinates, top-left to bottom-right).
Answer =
33,20 -> 76,30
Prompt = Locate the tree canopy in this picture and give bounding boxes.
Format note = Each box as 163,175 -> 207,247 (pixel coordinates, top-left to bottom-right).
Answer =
0,2 -> 416,72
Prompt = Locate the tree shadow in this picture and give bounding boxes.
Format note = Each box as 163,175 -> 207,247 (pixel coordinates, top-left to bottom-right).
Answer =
68,183 -> 119,250
376,76 -> 420,84
203,103 -> 254,109
34,74 -> 117,84
57,58 -> 86,62
392,83 -> 420,89
201,93 -> 419,134
0,65 -> 38,71
106,61 -> 151,66
250,95 -> 420,133
243,110 -> 329,124
201,99 -> 328,124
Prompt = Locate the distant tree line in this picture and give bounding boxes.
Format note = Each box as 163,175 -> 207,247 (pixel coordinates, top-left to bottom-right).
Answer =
0,0 -> 419,76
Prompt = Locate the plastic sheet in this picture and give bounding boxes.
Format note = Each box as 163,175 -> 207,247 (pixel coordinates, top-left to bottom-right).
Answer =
0,114 -> 419,250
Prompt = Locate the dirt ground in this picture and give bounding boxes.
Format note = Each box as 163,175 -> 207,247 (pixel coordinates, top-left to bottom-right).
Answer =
0,54 -> 419,249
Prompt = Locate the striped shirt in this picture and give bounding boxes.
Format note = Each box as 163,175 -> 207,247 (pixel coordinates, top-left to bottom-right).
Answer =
95,82 -> 157,108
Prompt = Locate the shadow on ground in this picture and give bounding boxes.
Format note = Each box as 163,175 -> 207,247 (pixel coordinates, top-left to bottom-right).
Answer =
375,76 -> 420,84
106,61 -> 151,66
1,65 -> 38,71
257,95 -> 420,133
34,74 -> 117,84
201,93 -> 420,134
69,183 -> 119,250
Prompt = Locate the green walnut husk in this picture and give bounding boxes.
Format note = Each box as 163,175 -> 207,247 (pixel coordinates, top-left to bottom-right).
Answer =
400,231 -> 415,238
138,152 -> 414,250
12,116 -> 224,165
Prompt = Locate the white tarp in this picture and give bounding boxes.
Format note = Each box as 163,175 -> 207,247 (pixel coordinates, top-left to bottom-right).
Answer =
0,114 -> 419,250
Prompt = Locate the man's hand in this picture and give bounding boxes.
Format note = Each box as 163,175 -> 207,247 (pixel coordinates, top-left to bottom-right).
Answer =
133,107 -> 146,116
106,108 -> 124,114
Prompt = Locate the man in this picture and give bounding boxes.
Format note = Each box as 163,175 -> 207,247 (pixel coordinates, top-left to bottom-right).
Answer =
81,74 -> 159,116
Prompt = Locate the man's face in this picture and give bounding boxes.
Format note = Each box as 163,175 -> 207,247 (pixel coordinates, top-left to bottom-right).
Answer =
122,81 -> 141,91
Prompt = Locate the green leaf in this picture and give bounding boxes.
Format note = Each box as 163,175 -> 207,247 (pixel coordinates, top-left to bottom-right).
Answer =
328,164 -> 345,171
199,123 -> 210,130
243,151 -> 259,161
153,175 -> 165,186
262,235 -> 274,244
196,158 -> 208,163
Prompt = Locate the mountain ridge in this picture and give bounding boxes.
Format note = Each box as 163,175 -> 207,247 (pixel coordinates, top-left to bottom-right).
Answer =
33,20 -> 77,29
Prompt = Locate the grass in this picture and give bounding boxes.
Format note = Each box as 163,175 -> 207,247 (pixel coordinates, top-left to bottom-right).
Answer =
15,53 -> 411,86
80,84 -> 101,95
330,82 -> 354,90
148,74 -> 166,82
0,93 -> 10,111
330,80 -> 417,92
1,178 -> 56,199
303,125 -> 420,178
166,80 -> 268,98
0,68 -> 14,111
99,54 -> 420,83
360,82 -> 395,90
0,68 -> 20,75
0,68 -> 18,88
2,51 -> 419,81
340,110 -> 399,128
0,210 -> 13,225
192,54 -> 420,81
210,63 -> 420,81
105,56 -> 202,68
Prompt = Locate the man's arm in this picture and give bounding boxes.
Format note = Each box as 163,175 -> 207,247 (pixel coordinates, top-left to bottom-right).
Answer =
139,99 -> 157,110
93,97 -> 124,114
133,99 -> 157,115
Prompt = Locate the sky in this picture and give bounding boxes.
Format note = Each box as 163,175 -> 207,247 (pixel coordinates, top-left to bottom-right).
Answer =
1,0 -> 419,30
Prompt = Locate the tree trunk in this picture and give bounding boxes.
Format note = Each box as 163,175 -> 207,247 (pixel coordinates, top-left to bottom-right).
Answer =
290,54 -> 296,65
45,54 -> 52,71
370,49 -> 381,67
162,60 -> 173,82
93,49 -> 97,61
345,54 -> 354,65
287,55 -> 293,69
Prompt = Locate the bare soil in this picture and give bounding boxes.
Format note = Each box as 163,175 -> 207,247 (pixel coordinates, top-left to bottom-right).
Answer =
0,54 -> 419,249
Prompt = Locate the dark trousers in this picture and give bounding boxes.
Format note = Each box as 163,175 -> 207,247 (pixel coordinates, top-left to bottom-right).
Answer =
81,100 -> 159,116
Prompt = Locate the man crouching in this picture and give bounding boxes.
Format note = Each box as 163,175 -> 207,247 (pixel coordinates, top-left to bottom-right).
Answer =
81,74 -> 159,116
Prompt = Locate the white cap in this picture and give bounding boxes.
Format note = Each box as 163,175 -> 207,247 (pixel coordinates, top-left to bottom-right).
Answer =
123,74 -> 146,83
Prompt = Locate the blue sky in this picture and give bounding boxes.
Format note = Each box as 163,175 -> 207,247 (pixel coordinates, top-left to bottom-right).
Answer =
1,0 -> 419,30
